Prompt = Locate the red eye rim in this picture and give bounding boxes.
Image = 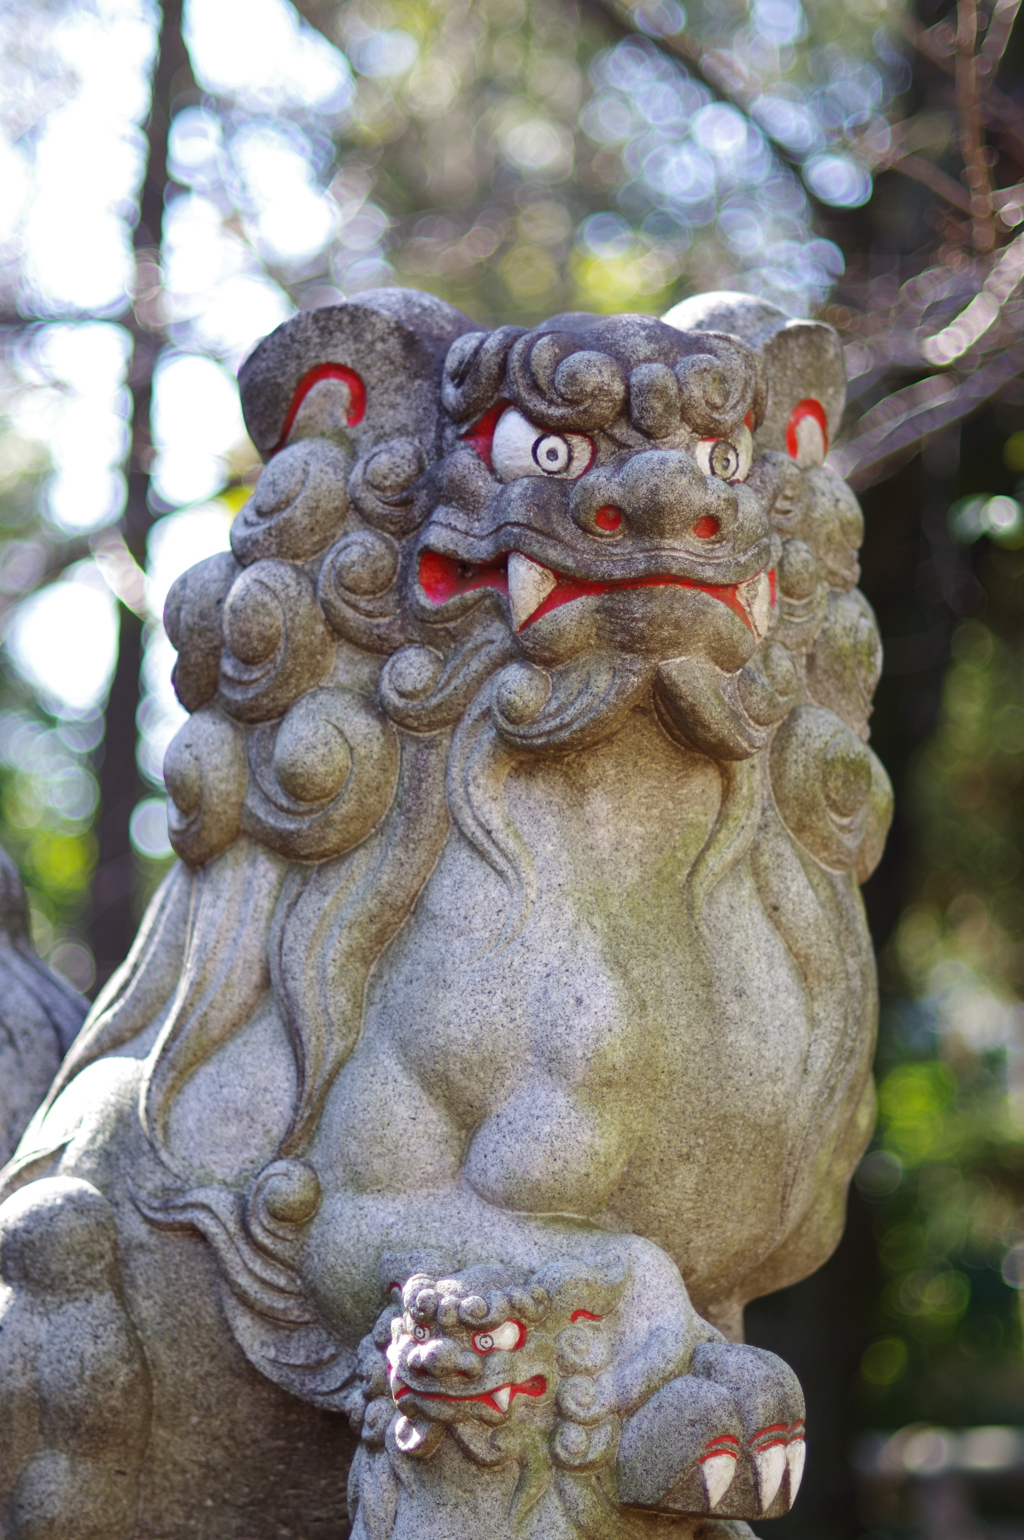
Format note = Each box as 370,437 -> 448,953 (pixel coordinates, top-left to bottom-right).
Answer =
272,363 -> 366,453
471,1320 -> 527,1353
460,400 -> 510,471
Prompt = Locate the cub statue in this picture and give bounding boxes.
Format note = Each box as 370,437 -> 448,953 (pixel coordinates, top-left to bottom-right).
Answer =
0,288 -> 890,1540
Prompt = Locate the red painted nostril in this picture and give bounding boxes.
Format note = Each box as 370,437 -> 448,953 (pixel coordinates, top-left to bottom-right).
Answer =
595,505 -> 622,532
693,516 -> 719,539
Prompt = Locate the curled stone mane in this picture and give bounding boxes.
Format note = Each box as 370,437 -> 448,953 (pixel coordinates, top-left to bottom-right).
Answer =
49,287 -> 889,1219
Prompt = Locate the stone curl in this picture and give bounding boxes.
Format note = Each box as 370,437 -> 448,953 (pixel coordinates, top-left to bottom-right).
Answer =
241,685 -> 400,862
219,559 -> 333,723
164,705 -> 246,866
506,331 -> 627,431
230,438 -> 351,566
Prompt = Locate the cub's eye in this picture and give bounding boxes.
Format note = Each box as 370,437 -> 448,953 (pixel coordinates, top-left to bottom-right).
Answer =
471,1320 -> 525,1353
491,407 -> 594,483
695,423 -> 753,483
411,1324 -> 429,1342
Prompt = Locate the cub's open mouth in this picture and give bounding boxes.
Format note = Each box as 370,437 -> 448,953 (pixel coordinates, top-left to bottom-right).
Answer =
419,549 -> 775,637
392,1375 -> 547,1414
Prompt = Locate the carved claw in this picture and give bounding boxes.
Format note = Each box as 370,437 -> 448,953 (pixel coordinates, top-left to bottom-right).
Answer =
700,1436 -> 740,1509
786,1422 -> 806,1499
751,1429 -> 788,1512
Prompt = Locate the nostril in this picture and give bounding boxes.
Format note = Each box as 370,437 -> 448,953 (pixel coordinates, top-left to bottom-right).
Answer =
693,515 -> 720,539
594,505 -> 622,533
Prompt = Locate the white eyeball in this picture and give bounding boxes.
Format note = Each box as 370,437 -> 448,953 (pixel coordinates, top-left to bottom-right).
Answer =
695,423 -> 753,483
472,1319 -> 524,1353
491,407 -> 593,483
412,1324 -> 429,1341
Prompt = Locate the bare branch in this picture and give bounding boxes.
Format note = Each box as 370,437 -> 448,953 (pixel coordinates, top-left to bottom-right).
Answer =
891,153 -> 973,213
980,0 -> 1023,68
957,0 -> 997,251
834,345 -> 1024,487
898,10 -> 1024,165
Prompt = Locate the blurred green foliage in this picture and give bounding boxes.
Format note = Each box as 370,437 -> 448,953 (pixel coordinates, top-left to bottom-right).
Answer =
0,409 -> 103,986
856,609 -> 1024,1431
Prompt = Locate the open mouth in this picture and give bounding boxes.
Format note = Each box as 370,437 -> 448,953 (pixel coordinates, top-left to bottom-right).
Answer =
419,549 -> 775,637
392,1375 -> 547,1414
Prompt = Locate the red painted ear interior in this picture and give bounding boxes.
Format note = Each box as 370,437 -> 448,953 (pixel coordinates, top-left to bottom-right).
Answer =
785,398 -> 828,462
272,363 -> 367,453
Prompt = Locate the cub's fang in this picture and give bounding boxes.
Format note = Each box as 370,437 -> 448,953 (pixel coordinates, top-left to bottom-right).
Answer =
492,1385 -> 512,1412
507,552 -> 556,630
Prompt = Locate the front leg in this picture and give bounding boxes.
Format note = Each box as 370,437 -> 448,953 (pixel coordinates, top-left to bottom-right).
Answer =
0,1177 -> 151,1540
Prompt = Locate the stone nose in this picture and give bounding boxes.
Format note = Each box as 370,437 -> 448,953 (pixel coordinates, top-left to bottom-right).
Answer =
571,450 -> 736,543
407,1338 -> 482,1380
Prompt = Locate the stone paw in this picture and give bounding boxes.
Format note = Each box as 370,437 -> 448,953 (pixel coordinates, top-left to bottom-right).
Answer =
616,1340 -> 805,1522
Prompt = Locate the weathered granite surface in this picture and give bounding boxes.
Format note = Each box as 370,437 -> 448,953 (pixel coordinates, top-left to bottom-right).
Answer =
0,288 -> 891,1539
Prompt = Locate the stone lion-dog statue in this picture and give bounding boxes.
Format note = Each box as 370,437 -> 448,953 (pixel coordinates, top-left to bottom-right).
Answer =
0,287 -> 889,1539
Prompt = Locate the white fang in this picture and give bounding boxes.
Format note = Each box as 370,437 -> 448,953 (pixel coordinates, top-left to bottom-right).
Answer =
701,1453 -> 737,1509
737,571 -> 771,639
507,552 -> 556,631
492,1385 -> 512,1412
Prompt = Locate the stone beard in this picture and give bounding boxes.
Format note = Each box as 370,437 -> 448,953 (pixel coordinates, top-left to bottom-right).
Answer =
0,288 -> 890,1540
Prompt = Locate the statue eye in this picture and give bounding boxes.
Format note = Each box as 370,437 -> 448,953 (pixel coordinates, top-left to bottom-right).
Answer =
412,1324 -> 429,1341
472,1320 -> 525,1353
533,434 -> 570,473
695,423 -> 753,483
491,407 -> 594,483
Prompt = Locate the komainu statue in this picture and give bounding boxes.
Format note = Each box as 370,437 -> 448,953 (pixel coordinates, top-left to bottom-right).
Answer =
0,288 -> 891,1539
0,845 -> 87,1168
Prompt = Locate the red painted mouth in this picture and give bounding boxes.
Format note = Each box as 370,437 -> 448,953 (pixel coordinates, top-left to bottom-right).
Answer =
392,1374 -> 547,1414
419,549 -> 775,635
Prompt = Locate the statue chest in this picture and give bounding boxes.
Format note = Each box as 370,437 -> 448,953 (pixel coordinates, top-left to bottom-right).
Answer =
369,712 -> 722,1119
340,712 -> 817,1223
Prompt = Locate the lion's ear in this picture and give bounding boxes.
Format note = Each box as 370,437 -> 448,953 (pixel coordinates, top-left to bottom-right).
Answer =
238,288 -> 478,459
757,319 -> 846,467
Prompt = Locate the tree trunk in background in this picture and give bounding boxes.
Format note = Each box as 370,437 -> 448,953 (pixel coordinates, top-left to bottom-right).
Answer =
89,0 -> 192,988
